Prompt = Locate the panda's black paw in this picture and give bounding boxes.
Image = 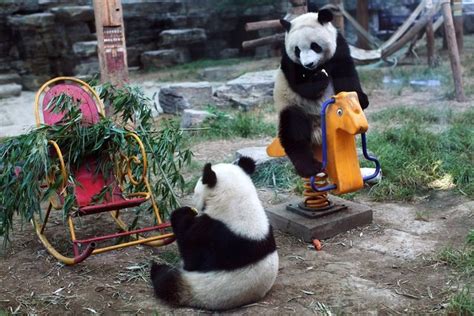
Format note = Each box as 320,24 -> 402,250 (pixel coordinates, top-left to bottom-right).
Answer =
312,70 -> 330,86
292,159 -> 323,178
171,206 -> 196,224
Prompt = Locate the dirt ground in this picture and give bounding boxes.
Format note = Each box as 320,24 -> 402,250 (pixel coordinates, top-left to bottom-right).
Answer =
1,40 -> 474,314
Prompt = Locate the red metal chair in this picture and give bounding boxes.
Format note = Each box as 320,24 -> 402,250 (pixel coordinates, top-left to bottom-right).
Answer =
32,77 -> 174,265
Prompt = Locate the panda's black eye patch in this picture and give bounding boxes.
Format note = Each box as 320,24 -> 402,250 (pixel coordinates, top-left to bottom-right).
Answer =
311,42 -> 322,53
294,46 -> 301,58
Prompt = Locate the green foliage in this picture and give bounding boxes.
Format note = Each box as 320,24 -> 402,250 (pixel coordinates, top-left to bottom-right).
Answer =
0,83 -> 191,243
193,106 -> 276,140
363,108 -> 473,200
438,230 -> 474,276
252,161 -> 299,190
447,287 -> 474,316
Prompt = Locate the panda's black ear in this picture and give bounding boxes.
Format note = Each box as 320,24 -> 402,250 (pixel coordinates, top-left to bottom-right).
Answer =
280,18 -> 291,32
237,156 -> 256,175
202,163 -> 217,188
318,9 -> 333,24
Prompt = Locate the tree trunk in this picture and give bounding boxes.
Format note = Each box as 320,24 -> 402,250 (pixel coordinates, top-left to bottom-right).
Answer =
441,0 -> 466,102
356,0 -> 370,49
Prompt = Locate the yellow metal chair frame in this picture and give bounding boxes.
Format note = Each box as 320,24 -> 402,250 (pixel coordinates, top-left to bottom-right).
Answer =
32,77 -> 174,265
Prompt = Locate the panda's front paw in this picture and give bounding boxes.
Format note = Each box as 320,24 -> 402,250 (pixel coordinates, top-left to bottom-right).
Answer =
311,70 -> 330,87
292,158 -> 323,178
171,207 -> 197,228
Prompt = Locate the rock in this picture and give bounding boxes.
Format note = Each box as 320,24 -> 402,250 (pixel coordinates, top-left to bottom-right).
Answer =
0,73 -> 21,85
161,82 -> 213,108
219,48 -> 240,59
159,28 -> 207,46
159,87 -> 191,114
180,109 -> 215,128
73,59 -> 99,76
21,74 -> 50,91
235,147 -> 287,169
198,65 -> 243,81
50,6 -> 94,23
7,12 -> 55,29
141,49 -> 190,69
0,83 -> 21,99
213,70 -> 276,109
72,41 -> 97,58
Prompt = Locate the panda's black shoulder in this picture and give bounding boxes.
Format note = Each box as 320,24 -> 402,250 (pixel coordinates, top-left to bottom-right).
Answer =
331,33 -> 351,61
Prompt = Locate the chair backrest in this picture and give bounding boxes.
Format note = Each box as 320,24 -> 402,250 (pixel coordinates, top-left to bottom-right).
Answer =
35,77 -> 105,127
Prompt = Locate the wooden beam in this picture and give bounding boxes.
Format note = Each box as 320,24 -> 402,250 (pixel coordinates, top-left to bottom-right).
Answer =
93,0 -> 129,87
245,20 -> 282,32
425,0 -> 435,66
356,0 -> 369,49
441,0 -> 466,102
242,33 -> 285,50
329,0 -> 344,36
452,0 -> 464,54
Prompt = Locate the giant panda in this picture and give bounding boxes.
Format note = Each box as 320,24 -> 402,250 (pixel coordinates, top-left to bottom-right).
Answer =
150,157 -> 278,310
274,9 -> 369,177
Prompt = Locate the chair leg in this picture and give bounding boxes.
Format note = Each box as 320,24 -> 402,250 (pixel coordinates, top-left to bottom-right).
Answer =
32,212 -> 95,265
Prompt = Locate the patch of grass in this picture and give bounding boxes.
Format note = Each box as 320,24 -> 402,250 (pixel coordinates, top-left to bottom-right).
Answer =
438,230 -> 474,276
190,106 -> 276,141
447,287 -> 474,316
369,107 -> 450,125
363,108 -> 473,200
252,161 -> 299,190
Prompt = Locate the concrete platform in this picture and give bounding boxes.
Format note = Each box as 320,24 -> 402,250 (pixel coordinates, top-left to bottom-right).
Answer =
266,195 -> 373,242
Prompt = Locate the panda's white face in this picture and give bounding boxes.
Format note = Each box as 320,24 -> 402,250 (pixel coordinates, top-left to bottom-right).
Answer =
284,12 -> 338,70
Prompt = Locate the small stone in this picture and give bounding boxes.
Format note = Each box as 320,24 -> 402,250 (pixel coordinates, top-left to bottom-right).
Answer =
159,28 -> 206,46
180,109 -> 215,128
235,147 -> 287,169
72,41 -> 97,58
159,87 -> 191,114
141,49 -> 190,70
219,48 -> 240,59
0,83 -> 21,99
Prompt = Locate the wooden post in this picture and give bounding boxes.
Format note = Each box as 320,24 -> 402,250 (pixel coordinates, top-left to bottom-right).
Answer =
441,0 -> 466,102
426,0 -> 435,66
289,0 -> 307,16
93,0 -> 129,87
356,0 -> 370,49
329,0 -> 344,36
452,0 -> 464,54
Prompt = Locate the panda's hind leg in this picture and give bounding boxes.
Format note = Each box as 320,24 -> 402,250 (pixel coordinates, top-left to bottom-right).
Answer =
279,106 -> 322,177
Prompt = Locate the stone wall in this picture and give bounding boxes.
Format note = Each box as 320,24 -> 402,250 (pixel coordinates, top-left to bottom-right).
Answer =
0,0 -> 288,90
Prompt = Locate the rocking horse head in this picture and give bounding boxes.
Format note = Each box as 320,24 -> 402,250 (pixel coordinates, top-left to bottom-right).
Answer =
328,92 -> 368,136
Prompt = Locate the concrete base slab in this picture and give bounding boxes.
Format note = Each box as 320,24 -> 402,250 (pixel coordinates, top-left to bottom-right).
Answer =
266,195 -> 373,242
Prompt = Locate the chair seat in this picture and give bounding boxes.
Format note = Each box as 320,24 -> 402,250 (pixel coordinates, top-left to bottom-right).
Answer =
77,196 -> 148,216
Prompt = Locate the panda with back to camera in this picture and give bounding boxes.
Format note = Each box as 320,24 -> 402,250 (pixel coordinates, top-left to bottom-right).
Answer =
150,157 -> 278,311
274,9 -> 369,177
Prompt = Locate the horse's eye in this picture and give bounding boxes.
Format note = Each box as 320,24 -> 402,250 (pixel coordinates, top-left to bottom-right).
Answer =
337,108 -> 343,116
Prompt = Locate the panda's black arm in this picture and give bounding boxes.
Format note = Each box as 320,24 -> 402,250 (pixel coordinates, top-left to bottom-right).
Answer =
170,206 -> 197,238
281,51 -> 329,100
326,34 -> 369,109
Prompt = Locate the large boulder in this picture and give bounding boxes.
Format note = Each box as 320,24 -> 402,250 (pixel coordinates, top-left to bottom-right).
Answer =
72,41 -> 97,58
160,82 -> 213,108
0,73 -> 21,85
235,146 -> 287,169
7,12 -> 55,29
213,70 -> 276,109
50,6 -> 94,23
0,83 -> 21,99
159,28 -> 207,46
141,49 -> 190,69
159,87 -> 191,114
